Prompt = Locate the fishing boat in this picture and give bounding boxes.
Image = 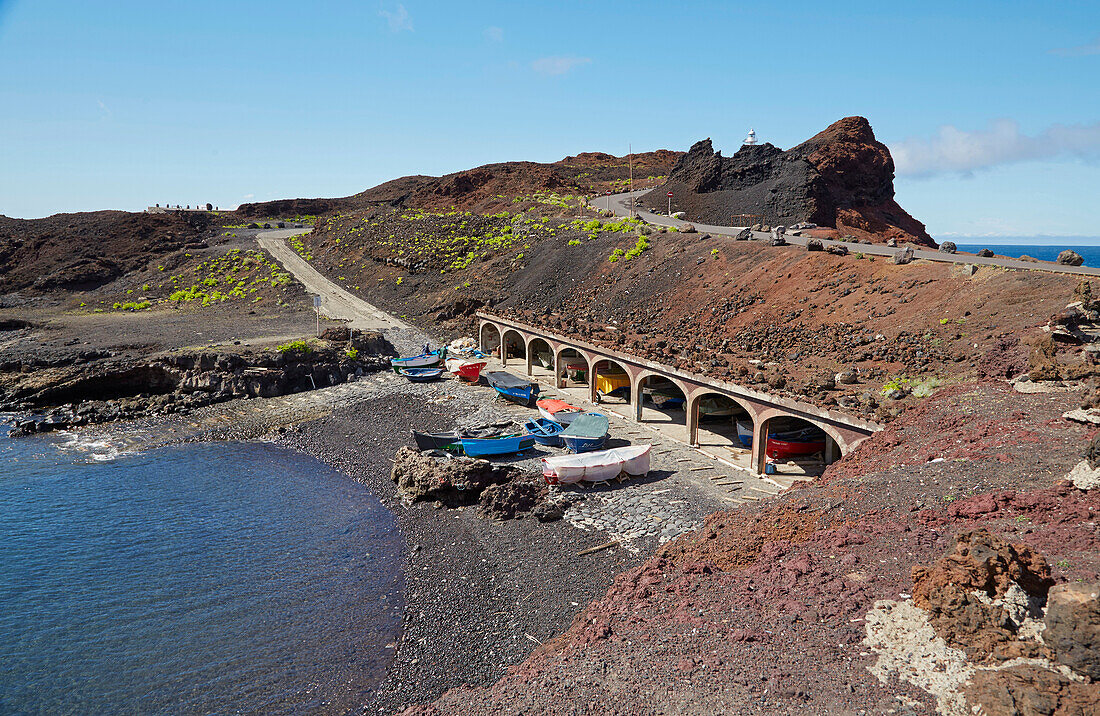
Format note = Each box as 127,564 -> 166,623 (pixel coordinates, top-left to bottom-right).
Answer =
541,444 -> 651,485
445,357 -> 486,382
652,391 -> 685,409
484,371 -> 540,405
698,396 -> 736,421
523,418 -> 565,447
461,434 -> 536,457
398,367 -> 445,382
736,420 -> 754,448
391,346 -> 445,371
410,421 -> 515,452
559,412 -> 609,453
536,398 -> 583,425
766,435 -> 826,461
534,351 -> 554,369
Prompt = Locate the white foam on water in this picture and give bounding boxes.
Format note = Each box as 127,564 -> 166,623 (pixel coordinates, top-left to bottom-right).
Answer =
53,431 -> 140,463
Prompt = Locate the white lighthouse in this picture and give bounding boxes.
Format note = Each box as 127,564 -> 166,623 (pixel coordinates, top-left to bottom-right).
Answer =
743,128 -> 757,146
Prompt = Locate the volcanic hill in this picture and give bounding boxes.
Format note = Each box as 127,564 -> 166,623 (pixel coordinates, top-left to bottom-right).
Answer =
656,117 -> 933,246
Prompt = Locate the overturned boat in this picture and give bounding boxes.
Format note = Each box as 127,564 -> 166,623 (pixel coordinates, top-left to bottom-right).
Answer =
541,444 -> 651,485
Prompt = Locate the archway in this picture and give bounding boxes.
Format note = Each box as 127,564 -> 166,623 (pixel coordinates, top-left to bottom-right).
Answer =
689,391 -> 755,468
480,323 -> 501,358
754,414 -> 840,479
636,373 -> 689,441
501,329 -> 526,367
555,347 -> 590,403
527,337 -> 554,379
590,358 -> 631,405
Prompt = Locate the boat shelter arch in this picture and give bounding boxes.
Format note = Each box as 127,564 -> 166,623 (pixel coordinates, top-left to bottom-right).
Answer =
479,321 -> 501,357
501,328 -> 527,366
686,390 -> 759,449
589,357 -> 636,404
751,407 -> 851,473
633,371 -> 690,422
526,336 -> 555,377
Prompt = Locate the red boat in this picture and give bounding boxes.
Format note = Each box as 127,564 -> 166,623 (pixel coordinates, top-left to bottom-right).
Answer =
445,358 -> 486,382
766,436 -> 826,461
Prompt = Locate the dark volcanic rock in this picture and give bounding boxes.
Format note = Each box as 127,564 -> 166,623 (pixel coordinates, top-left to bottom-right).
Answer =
658,117 -> 934,246
391,446 -> 527,507
977,248 -> 995,258
478,476 -> 549,520
939,241 -> 958,254
1043,581 -> 1100,678
1058,250 -> 1084,267
966,663 -> 1100,716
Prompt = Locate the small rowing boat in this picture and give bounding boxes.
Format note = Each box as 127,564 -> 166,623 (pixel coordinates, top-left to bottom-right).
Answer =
445,357 -> 486,382
560,412 -> 609,453
398,367 -> 445,382
391,346 -> 445,371
485,371 -> 540,406
523,418 -> 565,447
536,398 -> 583,425
461,434 -> 536,457
541,445 -> 651,485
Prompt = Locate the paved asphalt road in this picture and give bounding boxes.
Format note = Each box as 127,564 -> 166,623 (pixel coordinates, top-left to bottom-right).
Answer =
257,228 -> 410,331
597,190 -> 1100,277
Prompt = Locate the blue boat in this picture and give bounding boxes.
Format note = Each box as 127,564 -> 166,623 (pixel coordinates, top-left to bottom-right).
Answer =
398,367 -> 445,382
524,418 -> 565,447
484,371 -> 540,406
560,412 -> 610,453
391,346 -> 445,372
736,420 -> 825,449
460,434 -> 536,457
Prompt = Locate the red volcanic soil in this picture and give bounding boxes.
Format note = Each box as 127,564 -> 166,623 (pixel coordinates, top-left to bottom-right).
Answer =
400,381 -> 1100,715
300,207 -> 1081,420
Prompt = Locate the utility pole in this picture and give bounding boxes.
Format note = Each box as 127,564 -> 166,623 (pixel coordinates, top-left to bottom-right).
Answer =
628,143 -> 635,218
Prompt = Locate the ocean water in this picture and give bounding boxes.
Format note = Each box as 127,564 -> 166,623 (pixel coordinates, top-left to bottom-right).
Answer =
954,244 -> 1100,268
0,428 -> 403,715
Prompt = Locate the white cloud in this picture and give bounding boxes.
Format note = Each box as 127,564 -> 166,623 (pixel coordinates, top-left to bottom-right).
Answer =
243,193 -> 255,200
892,119 -> 1100,177
1051,36 -> 1100,56
483,26 -> 503,43
96,99 -> 112,119
531,55 -> 590,76
379,3 -> 412,32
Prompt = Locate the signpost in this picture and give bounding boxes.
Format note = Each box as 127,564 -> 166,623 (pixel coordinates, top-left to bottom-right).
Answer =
667,191 -> 673,216
605,190 -> 611,211
313,295 -> 322,336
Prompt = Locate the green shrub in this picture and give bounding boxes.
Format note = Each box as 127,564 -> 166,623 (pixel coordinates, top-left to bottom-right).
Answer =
345,347 -> 359,360
277,340 -> 312,355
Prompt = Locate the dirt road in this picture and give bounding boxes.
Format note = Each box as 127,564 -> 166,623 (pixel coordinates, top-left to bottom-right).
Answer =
257,229 -> 410,332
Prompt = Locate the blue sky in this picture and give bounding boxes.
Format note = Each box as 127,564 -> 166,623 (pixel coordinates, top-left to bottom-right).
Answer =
1,0 -> 1098,240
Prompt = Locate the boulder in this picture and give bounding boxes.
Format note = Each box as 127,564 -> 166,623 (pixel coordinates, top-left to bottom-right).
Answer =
770,237 -> 787,247
826,244 -> 849,256
810,372 -> 835,390
939,241 -> 957,254
913,529 -> 1053,606
680,223 -> 696,233
734,228 -> 752,241
893,247 -> 915,265
886,238 -> 898,248
835,367 -> 860,385
977,248 -> 995,258
1043,581 -> 1100,678
966,663 -> 1100,716
390,446 -> 526,507
1058,250 -> 1084,267
806,238 -> 823,251
320,326 -> 351,342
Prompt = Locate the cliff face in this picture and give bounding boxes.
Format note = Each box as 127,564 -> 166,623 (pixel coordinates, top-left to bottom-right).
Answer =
659,117 -> 933,246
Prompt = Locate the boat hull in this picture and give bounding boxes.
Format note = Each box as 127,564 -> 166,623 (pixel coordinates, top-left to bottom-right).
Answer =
461,435 -> 535,457
399,368 -> 444,382
392,349 -> 445,371
536,399 -> 582,425
766,437 -> 826,461
542,445 -> 651,485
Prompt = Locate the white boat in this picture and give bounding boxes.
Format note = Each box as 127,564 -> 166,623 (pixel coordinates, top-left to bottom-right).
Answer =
736,420 -> 753,448
541,445 -> 651,485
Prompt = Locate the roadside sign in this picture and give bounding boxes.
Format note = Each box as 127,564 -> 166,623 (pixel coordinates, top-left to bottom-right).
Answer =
313,295 -> 322,308
605,190 -> 612,195
667,191 -> 673,197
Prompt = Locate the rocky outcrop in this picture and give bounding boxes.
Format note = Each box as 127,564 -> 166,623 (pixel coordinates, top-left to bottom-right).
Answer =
391,446 -> 526,507
911,529 -> 1054,662
657,117 -> 934,246
1058,250 -> 1084,267
1043,581 -> 1100,679
3,337 -> 393,434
